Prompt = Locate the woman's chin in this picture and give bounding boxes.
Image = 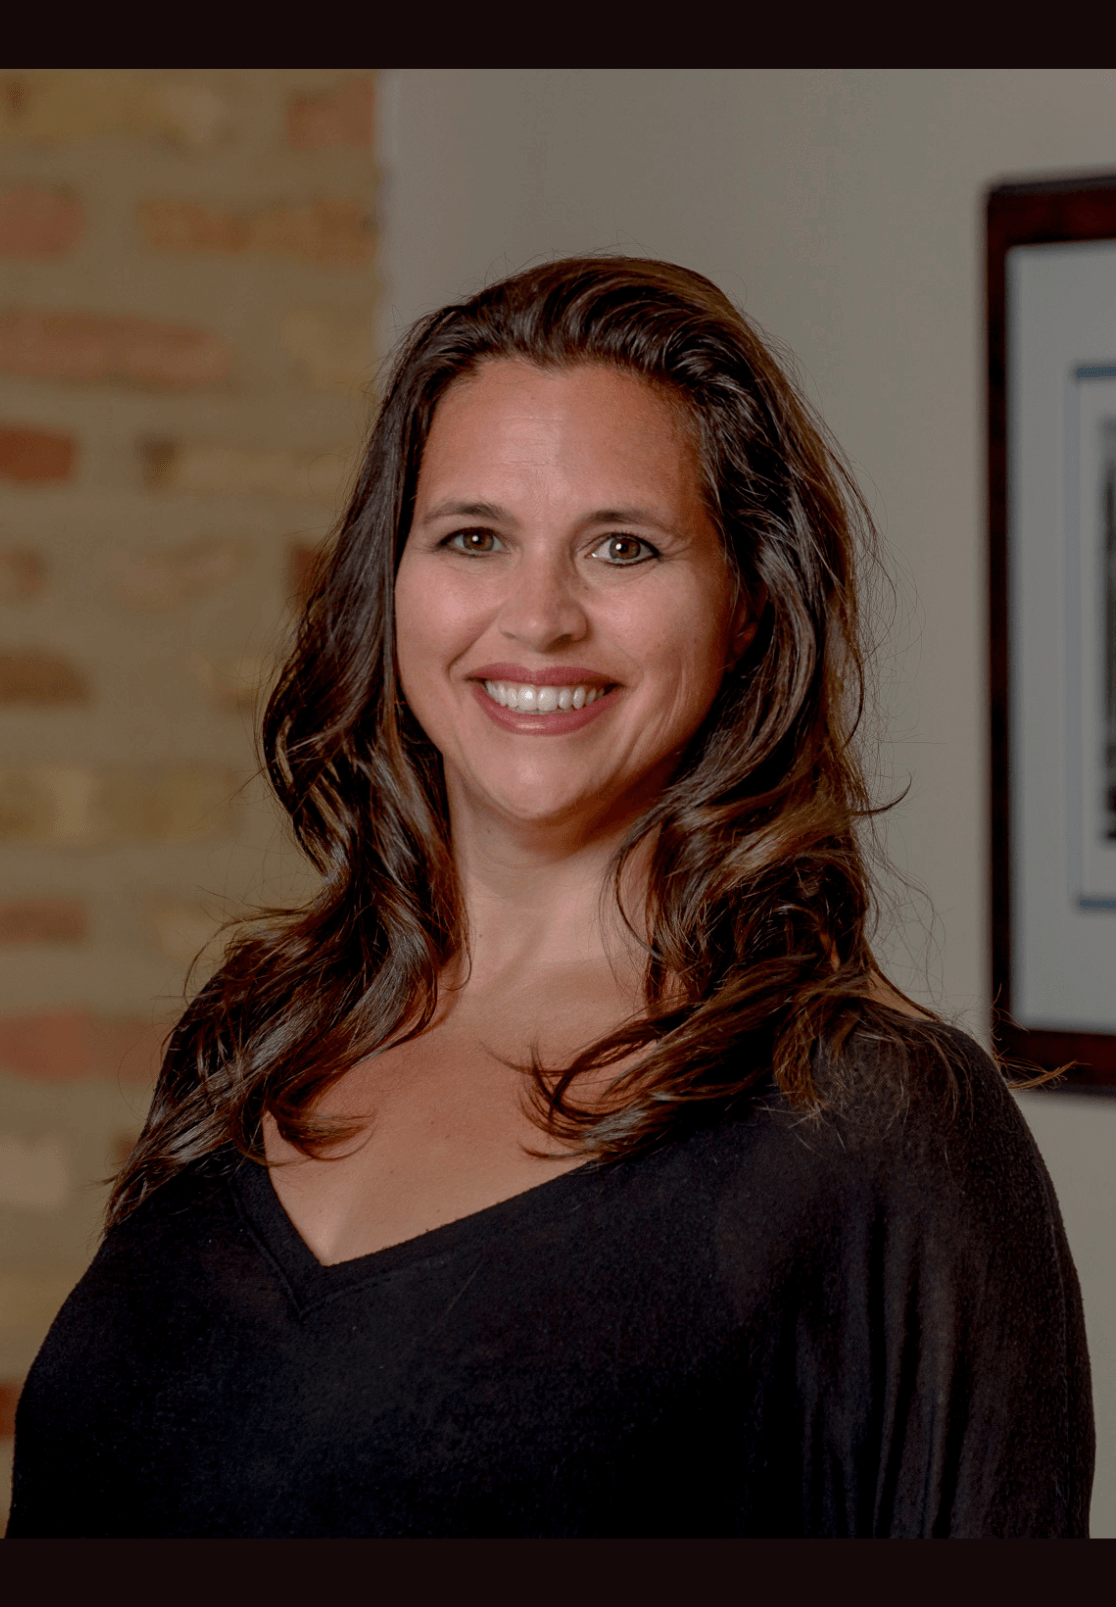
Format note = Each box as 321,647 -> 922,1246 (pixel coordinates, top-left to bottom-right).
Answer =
454,774 -> 629,842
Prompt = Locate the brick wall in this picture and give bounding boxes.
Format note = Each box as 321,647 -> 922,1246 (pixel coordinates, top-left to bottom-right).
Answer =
0,69 -> 378,1523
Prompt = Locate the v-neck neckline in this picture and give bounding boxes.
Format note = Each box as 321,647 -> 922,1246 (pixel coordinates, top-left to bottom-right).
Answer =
231,1153 -> 604,1313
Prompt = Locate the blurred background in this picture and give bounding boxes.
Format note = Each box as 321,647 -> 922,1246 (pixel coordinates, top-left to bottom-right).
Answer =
1,68 -> 1114,1534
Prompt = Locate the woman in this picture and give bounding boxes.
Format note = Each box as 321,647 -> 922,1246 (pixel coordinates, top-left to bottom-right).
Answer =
8,258 -> 1093,1538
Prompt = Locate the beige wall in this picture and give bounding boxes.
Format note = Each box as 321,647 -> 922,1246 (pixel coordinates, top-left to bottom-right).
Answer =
0,68 -> 377,1523
379,67 -> 1116,1534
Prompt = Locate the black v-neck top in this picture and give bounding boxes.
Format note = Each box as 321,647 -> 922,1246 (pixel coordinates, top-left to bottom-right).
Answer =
6,1027 -> 1093,1538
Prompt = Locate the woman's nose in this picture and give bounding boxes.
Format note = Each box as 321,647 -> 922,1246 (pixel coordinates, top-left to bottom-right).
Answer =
496,557 -> 588,652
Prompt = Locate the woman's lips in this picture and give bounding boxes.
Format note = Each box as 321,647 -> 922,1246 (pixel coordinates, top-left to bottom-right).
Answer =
469,679 -> 619,735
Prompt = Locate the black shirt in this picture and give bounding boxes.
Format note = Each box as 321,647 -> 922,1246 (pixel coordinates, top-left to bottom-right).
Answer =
7,1026 -> 1094,1537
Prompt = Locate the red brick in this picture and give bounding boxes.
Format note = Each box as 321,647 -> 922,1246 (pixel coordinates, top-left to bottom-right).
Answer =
0,764 -> 237,844
0,1009 -> 166,1082
138,199 -> 374,269
148,898 -> 222,966
0,765 -> 96,841
0,311 -> 231,388
0,649 -> 88,703
0,185 -> 83,257
281,307 -> 373,392
0,549 -> 45,600
195,654 -> 271,712
0,898 -> 86,945
287,79 -> 375,150
0,1133 -> 69,1211
98,766 -> 237,840
0,1379 -> 20,1437
0,74 -> 232,150
114,533 -> 248,610
0,1270 -> 82,1329
0,425 -> 76,482
139,438 -> 350,501
138,200 -> 241,253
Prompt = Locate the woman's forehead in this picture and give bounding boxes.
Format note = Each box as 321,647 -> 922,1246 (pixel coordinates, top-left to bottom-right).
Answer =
419,360 -> 701,505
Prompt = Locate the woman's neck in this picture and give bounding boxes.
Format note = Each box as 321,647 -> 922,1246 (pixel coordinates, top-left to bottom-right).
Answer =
446,799 -> 651,995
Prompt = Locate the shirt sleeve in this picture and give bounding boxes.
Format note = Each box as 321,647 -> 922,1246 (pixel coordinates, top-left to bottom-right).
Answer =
791,1029 -> 1094,1537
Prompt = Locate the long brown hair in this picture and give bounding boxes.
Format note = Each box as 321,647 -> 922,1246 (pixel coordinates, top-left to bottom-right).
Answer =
108,255 -> 938,1228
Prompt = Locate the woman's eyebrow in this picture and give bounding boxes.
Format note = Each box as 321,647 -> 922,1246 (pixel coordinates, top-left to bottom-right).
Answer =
420,500 -> 681,537
421,499 -> 510,525
584,506 -> 680,536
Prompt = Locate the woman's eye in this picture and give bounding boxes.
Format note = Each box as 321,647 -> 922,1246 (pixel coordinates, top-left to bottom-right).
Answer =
447,529 -> 503,555
591,534 -> 656,565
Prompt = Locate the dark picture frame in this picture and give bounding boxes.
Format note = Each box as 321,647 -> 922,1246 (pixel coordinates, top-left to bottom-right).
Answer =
989,175 -> 1116,1089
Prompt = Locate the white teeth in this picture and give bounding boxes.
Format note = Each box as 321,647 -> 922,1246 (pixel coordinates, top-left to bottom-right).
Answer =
482,680 -> 609,714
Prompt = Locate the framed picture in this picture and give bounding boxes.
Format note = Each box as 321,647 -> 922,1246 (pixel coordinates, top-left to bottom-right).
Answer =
989,175 -> 1116,1088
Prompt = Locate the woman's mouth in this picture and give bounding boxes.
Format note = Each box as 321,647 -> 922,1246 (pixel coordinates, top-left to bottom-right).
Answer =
482,679 -> 609,714
467,669 -> 619,734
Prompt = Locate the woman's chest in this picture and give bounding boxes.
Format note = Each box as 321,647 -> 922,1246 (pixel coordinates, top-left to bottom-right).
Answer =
264,1030 -> 588,1264
25,1162 -> 768,1537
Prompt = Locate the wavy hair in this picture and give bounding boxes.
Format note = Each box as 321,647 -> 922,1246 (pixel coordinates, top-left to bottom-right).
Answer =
108,255 -> 937,1228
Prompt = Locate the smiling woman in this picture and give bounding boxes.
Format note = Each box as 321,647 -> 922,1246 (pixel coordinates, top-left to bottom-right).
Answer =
7,258 -> 1093,1538
397,363 -> 744,838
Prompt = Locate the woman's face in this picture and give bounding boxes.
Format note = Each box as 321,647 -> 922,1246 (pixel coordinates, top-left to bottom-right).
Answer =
395,359 -> 749,843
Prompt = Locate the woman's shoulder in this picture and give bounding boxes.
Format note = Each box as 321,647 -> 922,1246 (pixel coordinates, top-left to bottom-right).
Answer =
816,1012 -> 1012,1116
815,1016 -> 1042,1178
675,1016 -> 1091,1539
691,1014 -> 1056,1236
18,1154 -> 249,1426
815,1013 -> 1038,1168
672,1012 -> 1082,1364
91,1151 -> 245,1287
